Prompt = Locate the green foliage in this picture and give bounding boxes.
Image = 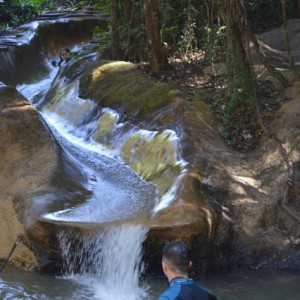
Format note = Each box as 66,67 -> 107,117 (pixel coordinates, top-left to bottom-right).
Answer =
160,1 -> 193,55
117,22 -> 147,61
0,0 -> 96,31
93,0 -> 110,13
178,19 -> 197,56
92,0 -> 147,62
202,24 -> 226,65
225,70 -> 254,124
92,24 -> 112,57
0,0 -> 38,30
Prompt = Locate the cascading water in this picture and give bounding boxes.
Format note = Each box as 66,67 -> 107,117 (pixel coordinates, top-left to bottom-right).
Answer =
18,66 -> 153,299
59,225 -> 149,300
17,48 -> 185,298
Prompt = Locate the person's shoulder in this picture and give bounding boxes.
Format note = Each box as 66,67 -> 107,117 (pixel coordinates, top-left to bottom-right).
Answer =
158,284 -> 181,300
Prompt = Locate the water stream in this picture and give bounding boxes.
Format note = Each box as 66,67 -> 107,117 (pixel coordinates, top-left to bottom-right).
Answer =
58,225 -> 148,300
1,266 -> 300,299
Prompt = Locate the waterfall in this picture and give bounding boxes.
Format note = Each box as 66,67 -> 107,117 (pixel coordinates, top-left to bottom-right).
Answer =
59,224 -> 149,300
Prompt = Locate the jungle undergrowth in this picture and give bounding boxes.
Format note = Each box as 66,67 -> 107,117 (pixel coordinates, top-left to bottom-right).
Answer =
140,49 -> 289,153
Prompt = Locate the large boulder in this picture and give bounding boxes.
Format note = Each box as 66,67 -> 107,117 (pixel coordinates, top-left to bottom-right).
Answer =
0,85 -> 58,270
0,85 -> 91,272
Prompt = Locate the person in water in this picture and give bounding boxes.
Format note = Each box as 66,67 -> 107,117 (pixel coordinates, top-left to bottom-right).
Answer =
51,48 -> 70,67
158,242 -> 217,300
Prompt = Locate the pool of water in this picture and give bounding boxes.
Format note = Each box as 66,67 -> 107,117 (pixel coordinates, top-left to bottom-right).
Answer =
151,269 -> 300,300
1,266 -> 299,300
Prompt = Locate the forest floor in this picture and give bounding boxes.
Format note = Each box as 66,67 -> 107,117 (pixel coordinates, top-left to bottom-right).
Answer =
145,54 -> 288,153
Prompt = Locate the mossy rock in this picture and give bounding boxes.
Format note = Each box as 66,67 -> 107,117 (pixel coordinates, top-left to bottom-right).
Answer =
121,131 -> 177,178
80,61 -> 181,119
92,111 -> 119,145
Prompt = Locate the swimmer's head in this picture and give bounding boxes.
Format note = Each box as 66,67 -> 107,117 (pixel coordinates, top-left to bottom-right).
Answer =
60,48 -> 70,61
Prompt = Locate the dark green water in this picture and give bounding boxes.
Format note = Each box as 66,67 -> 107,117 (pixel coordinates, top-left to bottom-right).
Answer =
149,269 -> 300,300
0,266 -> 299,300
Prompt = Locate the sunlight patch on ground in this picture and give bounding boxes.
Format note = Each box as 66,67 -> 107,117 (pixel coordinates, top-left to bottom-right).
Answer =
231,175 -> 261,189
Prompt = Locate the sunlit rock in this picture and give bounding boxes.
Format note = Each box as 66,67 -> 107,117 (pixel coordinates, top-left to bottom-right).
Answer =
92,111 -> 119,147
0,85 -> 93,272
80,61 -> 181,119
0,85 -> 58,270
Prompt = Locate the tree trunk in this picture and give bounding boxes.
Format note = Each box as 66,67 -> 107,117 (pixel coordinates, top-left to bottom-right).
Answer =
111,0 -> 120,60
143,0 -> 167,72
216,0 -> 253,93
124,0 -> 132,60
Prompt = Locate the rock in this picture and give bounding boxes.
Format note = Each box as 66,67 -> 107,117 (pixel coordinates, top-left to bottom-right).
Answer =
0,85 -> 58,270
0,84 -> 94,272
44,57 -> 229,274
79,60 -> 181,120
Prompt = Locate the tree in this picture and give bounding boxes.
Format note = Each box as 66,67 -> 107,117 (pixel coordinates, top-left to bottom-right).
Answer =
143,0 -> 167,72
111,0 -> 121,60
123,0 -> 132,60
215,0 -> 254,110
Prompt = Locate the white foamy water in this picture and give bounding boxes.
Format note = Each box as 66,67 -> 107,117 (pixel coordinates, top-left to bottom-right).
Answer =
17,65 -> 187,211
59,224 -> 149,300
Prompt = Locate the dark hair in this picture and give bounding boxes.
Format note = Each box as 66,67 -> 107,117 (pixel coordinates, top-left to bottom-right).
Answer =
162,242 -> 190,274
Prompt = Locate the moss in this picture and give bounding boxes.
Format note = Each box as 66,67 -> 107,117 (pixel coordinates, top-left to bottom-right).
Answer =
119,129 -> 186,196
80,61 -> 180,119
92,111 -> 118,140
120,130 -> 178,180
193,97 -> 215,121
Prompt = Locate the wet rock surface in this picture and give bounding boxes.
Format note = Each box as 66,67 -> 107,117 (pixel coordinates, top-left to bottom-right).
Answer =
0,85 -> 58,270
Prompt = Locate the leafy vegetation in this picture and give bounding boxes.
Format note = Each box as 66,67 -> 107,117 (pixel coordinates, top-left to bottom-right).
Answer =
0,0 -> 37,30
0,0 -> 96,31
